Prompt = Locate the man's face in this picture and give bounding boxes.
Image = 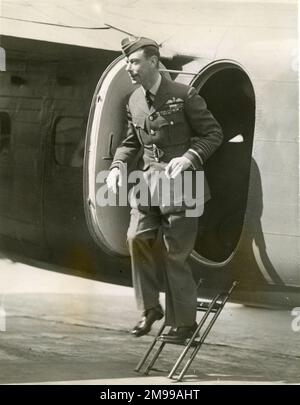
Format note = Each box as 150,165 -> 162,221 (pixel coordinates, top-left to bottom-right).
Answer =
125,49 -> 155,85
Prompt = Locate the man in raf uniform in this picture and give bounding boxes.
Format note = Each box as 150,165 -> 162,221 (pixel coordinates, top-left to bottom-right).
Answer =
107,37 -> 223,342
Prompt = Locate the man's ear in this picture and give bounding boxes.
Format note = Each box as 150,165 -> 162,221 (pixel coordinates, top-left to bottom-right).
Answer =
151,55 -> 159,67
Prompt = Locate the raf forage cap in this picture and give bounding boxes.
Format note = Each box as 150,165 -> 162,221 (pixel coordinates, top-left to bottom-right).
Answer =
121,37 -> 159,57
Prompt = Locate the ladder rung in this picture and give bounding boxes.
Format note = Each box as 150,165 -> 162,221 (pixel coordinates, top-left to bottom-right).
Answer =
196,300 -> 222,312
157,336 -> 199,347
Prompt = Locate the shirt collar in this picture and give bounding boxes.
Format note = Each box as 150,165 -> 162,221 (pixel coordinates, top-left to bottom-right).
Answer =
142,74 -> 162,96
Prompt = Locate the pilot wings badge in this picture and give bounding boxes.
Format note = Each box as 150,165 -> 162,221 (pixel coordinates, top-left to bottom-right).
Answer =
164,97 -> 184,113
166,97 -> 184,104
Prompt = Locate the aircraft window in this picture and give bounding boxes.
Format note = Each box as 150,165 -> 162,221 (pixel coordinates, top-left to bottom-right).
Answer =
54,116 -> 86,167
0,112 -> 11,154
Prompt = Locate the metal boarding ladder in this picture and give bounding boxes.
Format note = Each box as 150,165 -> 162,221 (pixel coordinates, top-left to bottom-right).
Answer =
135,281 -> 238,382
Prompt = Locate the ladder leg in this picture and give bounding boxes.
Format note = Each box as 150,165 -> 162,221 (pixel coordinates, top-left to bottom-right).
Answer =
168,346 -> 188,379
168,296 -> 220,379
144,341 -> 166,375
172,282 -> 239,381
177,307 -> 225,381
168,330 -> 200,379
177,344 -> 202,381
135,323 -> 166,372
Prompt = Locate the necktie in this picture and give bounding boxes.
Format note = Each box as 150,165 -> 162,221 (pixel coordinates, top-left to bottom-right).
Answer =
145,90 -> 153,109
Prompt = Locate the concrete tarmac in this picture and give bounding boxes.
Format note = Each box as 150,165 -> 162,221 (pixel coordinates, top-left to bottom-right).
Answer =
0,255 -> 299,385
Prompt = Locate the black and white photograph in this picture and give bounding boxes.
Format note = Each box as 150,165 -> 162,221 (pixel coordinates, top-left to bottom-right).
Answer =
0,0 -> 299,387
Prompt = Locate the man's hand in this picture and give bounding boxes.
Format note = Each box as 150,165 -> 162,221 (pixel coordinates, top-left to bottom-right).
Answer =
165,156 -> 192,179
106,167 -> 123,194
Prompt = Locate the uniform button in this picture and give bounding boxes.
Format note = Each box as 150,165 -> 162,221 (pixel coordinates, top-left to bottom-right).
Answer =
150,129 -> 155,135
170,121 -> 174,125
149,116 -> 153,121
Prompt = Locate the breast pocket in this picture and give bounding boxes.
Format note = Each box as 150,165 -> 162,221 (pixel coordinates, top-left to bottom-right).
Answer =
158,112 -> 189,146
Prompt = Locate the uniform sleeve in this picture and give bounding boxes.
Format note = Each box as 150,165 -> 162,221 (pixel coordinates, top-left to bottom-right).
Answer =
109,104 -> 142,170
183,87 -> 223,169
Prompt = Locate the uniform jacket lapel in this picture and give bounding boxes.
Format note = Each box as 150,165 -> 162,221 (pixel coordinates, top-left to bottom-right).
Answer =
151,76 -> 170,113
132,76 -> 171,132
134,76 -> 170,115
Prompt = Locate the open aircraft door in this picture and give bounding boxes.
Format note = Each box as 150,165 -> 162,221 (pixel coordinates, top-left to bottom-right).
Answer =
84,56 -> 170,256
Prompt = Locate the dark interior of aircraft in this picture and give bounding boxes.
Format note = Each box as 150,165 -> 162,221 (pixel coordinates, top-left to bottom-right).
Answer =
194,67 -> 256,263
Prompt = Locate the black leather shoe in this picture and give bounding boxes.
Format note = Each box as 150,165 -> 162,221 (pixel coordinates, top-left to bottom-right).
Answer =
131,305 -> 164,337
161,322 -> 198,343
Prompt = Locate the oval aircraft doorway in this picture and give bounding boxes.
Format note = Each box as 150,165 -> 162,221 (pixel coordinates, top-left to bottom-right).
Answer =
84,58 -> 255,263
190,62 -> 255,265
84,56 -> 170,256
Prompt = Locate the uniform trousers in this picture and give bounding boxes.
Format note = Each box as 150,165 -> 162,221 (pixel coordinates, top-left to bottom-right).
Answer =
126,205 -> 198,327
